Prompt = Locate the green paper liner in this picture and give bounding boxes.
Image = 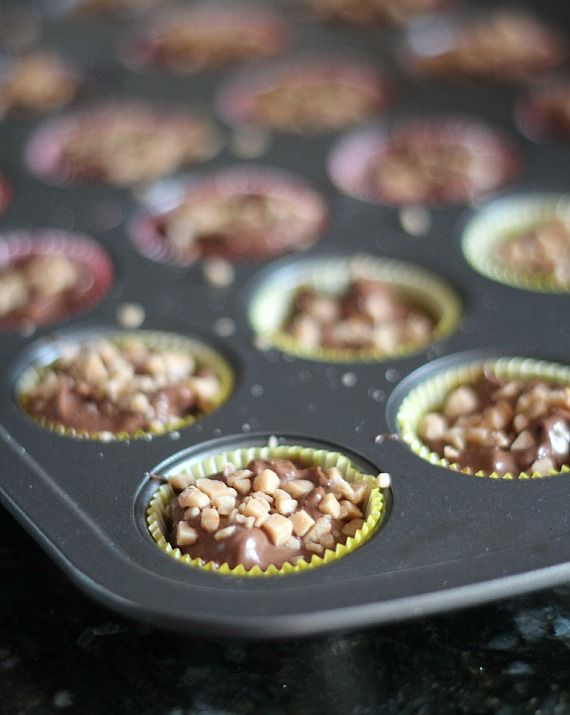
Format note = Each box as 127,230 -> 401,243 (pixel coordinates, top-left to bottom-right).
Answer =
147,442 -> 385,576
249,255 -> 462,363
463,195 -> 570,293
17,330 -> 233,442
397,356 -> 570,479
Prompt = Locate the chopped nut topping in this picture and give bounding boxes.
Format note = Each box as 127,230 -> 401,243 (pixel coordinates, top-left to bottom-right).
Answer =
215,525 -> 237,541
196,478 -> 236,498
136,8 -> 286,73
164,456 -> 377,570
282,479 -> 315,498
306,517 -> 332,544
250,70 -> 381,133
211,495 -> 236,516
304,0 -> 444,25
0,52 -> 80,115
201,507 -> 220,533
23,336 -> 223,437
444,386 -> 479,421
175,522 -> 198,546
419,370 -> 570,476
54,106 -> 217,186
0,252 -> 89,328
342,518 -> 365,537
252,468 -> 280,495
319,493 -> 341,518
498,218 -> 570,287
159,183 -> 324,264
284,279 -> 435,355
262,513 -> 294,547
289,509 -> 315,537
411,11 -> 564,83
179,486 -> 210,510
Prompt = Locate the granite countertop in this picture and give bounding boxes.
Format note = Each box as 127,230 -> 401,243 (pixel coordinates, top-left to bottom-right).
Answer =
2,510 -> 570,715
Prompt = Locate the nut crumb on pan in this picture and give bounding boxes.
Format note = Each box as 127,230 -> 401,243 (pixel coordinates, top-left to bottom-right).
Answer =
166,458 -> 375,570
203,258 -> 235,288
418,369 -> 570,476
116,303 -> 145,329
399,205 -> 431,236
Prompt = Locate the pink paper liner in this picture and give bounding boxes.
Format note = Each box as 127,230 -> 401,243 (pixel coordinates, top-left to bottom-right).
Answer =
130,165 -> 328,265
217,57 -> 391,131
126,4 -> 291,73
516,83 -> 570,143
0,230 -> 114,331
25,103 -> 216,187
328,118 -> 521,207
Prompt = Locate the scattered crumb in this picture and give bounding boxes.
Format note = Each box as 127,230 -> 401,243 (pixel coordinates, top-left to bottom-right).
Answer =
399,205 -> 431,237
214,317 -> 236,337
116,302 -> 145,328
203,258 -> 235,288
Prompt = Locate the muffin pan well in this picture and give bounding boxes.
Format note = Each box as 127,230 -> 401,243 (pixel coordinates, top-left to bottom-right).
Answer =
3,0 -> 570,639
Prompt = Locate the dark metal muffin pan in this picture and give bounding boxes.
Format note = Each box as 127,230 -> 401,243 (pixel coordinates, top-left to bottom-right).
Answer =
2,0 -> 570,639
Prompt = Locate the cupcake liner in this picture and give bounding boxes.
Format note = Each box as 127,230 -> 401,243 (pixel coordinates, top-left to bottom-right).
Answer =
0,229 -> 114,332
147,440 -> 386,576
462,195 -> 570,293
216,56 -> 391,132
25,103 -> 219,187
328,118 -> 520,206
397,356 -> 570,479
249,254 -> 462,363
17,329 -> 234,441
130,165 -> 328,265
125,3 -> 291,74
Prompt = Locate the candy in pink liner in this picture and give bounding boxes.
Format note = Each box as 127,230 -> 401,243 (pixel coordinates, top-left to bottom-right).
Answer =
125,3 -> 291,74
25,103 -> 219,187
130,165 -> 328,265
328,118 -> 520,207
217,57 -> 391,134
0,230 -> 114,331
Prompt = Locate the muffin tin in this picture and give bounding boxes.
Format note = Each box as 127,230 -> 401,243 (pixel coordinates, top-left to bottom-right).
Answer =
2,0 -> 570,639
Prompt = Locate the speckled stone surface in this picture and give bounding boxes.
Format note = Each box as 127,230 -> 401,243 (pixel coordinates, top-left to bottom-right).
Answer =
3,510 -> 570,715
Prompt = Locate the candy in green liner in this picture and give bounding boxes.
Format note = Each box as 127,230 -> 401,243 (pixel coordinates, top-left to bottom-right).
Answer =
463,195 -> 570,293
147,441 -> 386,576
398,356 -> 570,479
17,330 -> 233,441
249,255 -> 461,363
